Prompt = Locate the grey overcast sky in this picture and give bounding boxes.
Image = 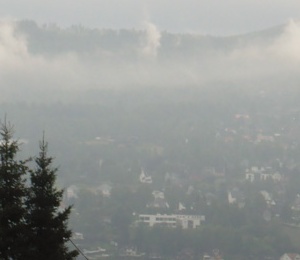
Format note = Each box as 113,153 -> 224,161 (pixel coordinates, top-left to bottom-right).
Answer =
0,0 -> 300,35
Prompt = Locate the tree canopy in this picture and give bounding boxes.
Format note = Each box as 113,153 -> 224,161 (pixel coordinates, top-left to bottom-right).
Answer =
0,121 -> 77,259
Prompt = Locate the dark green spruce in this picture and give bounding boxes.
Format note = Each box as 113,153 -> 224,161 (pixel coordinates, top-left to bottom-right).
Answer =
26,137 -> 78,260
0,121 -> 28,260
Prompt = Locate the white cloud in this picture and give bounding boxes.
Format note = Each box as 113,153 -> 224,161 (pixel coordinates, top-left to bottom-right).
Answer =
0,21 -> 83,92
270,19 -> 300,61
0,22 -> 29,68
141,21 -> 161,58
0,19 -> 299,102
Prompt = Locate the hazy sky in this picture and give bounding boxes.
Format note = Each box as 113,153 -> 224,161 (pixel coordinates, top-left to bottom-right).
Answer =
1,0 -> 300,35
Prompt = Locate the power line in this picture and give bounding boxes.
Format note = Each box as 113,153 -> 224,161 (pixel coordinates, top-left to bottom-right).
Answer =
69,238 -> 89,260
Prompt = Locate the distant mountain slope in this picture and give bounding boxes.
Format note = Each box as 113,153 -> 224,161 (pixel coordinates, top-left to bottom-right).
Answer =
15,20 -> 285,57
0,19 -> 299,103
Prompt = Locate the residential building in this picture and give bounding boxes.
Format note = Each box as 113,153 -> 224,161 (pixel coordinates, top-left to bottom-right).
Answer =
280,253 -> 300,260
137,214 -> 205,229
260,190 -> 276,206
139,169 -> 153,184
72,232 -> 84,240
147,197 -> 170,209
66,185 -> 78,200
98,183 -> 112,197
228,188 -> 245,208
152,190 -> 165,199
245,167 -> 282,183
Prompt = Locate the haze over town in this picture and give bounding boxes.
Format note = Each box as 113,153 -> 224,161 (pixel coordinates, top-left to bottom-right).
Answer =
1,2 -> 300,260
0,18 -> 300,103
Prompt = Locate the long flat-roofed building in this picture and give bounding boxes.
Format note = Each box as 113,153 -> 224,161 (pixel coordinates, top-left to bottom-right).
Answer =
138,214 -> 205,229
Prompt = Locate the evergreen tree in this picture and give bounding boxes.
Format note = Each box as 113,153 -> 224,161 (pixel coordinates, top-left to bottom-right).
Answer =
26,137 -> 78,260
0,121 -> 28,259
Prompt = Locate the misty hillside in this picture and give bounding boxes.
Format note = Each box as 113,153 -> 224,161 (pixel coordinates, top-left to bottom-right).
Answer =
0,19 -> 299,103
16,20 -> 283,58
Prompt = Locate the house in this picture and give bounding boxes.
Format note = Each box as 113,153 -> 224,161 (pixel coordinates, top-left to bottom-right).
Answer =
228,188 -> 245,208
139,169 -> 152,184
271,172 -> 282,182
178,202 -> 186,211
228,192 -> 236,204
255,134 -> 274,143
95,136 -> 115,144
291,195 -> 300,211
119,247 -> 145,257
245,171 -> 255,182
280,253 -> 300,260
83,247 -> 106,255
147,197 -> 170,209
260,172 -> 282,182
235,114 -> 250,120
66,185 -> 79,200
137,214 -> 205,229
72,232 -> 84,240
260,172 -> 272,181
98,183 -> 112,197
245,167 -> 282,183
245,167 -> 261,182
147,190 -> 169,209
152,190 -> 165,199
203,254 -> 224,260
203,249 -> 224,260
260,190 -> 276,206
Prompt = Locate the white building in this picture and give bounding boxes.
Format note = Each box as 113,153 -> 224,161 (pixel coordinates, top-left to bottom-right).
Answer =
245,172 -> 255,182
178,202 -> 186,211
66,185 -> 78,200
152,190 -> 165,199
245,167 -> 282,183
72,232 -> 84,240
138,214 -> 205,229
83,247 -> 106,255
260,190 -> 276,206
280,253 -> 300,260
98,183 -> 112,197
139,169 -> 153,184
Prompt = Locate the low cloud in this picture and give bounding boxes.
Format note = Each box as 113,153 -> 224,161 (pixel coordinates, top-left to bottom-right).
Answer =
141,21 -> 161,58
269,19 -> 300,61
0,20 -> 299,102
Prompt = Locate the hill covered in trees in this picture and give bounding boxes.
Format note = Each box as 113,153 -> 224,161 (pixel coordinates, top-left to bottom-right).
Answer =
1,19 -> 299,103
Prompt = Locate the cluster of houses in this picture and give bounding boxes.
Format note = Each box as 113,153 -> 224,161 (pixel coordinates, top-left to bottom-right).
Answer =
245,166 -> 282,182
221,112 -> 284,144
65,159 -> 300,259
66,161 -> 300,224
